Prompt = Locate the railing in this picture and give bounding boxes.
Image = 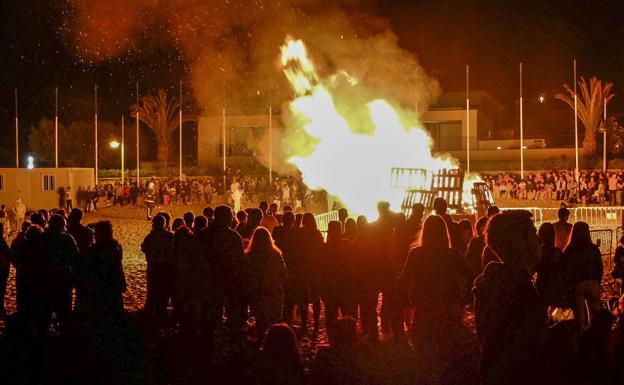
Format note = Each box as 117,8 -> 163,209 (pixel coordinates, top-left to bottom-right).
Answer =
499,207 -> 544,227
314,210 -> 339,232
573,207 -> 624,228
590,229 -> 613,265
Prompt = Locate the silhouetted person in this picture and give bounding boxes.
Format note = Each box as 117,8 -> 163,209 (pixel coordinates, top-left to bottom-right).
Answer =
195,205 -> 246,343
259,201 -> 279,233
0,223 -> 10,316
144,187 -> 156,220
553,207 -> 573,250
10,221 -> 31,313
534,222 -> 566,310
183,211 -> 194,228
292,212 -> 324,332
343,218 -> 358,241
473,210 -> 547,385
360,202 -> 402,341
486,205 -> 500,218
337,208 -> 349,232
44,214 -> 80,326
202,206 -> 214,224
318,221 -> 357,341
561,221 -> 603,332
252,323 -> 304,385
240,208 -> 262,240
465,216 -> 488,282
245,227 -> 288,339
612,235 -> 624,294
235,210 -> 248,235
433,197 -> 462,251
67,208 -> 94,256
141,215 -> 174,322
84,221 -> 126,317
30,212 -> 46,228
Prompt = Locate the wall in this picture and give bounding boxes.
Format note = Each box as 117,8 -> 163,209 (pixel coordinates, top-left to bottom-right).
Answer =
0,168 -> 94,210
421,108 -> 479,150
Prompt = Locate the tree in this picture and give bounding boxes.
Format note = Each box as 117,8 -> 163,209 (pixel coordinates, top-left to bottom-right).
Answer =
131,89 -> 180,164
555,76 -> 614,156
28,118 -> 55,165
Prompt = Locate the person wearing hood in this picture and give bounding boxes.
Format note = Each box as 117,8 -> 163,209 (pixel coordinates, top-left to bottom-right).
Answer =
472,210 -> 546,385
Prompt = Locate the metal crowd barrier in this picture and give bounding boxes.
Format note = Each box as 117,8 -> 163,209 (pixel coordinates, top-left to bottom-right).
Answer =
314,210 -> 339,232
573,206 -> 624,228
590,228 -> 614,265
499,207 -> 544,227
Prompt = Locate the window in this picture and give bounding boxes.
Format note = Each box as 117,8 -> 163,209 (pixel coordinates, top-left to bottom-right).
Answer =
42,174 -> 56,192
0,174 -> 4,191
424,121 -> 463,151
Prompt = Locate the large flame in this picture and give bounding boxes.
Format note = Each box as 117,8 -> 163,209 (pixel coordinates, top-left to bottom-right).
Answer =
280,38 -> 474,219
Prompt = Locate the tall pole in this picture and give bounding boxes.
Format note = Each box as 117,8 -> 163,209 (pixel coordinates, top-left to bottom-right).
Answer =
222,107 -> 226,192
136,82 -> 140,186
574,59 -> 579,185
121,115 -> 125,185
604,97 -> 607,173
269,105 -> 273,182
55,87 -> 59,168
519,63 -> 524,179
466,65 -> 470,175
15,89 -> 19,168
179,81 -> 183,181
94,85 -> 98,185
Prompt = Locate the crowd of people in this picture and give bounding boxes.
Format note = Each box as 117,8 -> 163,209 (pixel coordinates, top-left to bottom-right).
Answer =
0,198 -> 623,384
485,170 -> 624,205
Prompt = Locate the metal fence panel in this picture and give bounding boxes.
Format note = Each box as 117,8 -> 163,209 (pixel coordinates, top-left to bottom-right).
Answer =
590,229 -> 613,265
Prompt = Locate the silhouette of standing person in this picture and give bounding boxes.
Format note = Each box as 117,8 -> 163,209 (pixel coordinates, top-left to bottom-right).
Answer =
561,221 -> 603,332
0,223 -> 10,317
553,207 -> 573,250
141,215 -> 174,322
534,222 -> 566,310
245,227 -> 288,340
473,210 -> 547,385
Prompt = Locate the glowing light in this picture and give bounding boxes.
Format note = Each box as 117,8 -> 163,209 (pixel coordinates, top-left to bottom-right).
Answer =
110,140 -> 121,149
279,37 -> 476,218
539,93 -> 546,103
496,146 -> 502,150
27,156 -> 34,170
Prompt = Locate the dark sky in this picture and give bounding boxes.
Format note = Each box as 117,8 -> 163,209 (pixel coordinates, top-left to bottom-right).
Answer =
1,0 -> 623,164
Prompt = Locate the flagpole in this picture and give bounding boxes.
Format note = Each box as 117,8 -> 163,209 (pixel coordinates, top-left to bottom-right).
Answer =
94,85 -> 98,185
121,115 -> 125,185
15,89 -> 19,168
574,59 -> 579,185
520,63 -> 524,179
269,105 -> 273,182
136,82 -> 140,187
55,87 -> 59,168
222,107 -> 226,192
466,65 -> 470,175
179,81 -> 183,181
604,97 -> 607,173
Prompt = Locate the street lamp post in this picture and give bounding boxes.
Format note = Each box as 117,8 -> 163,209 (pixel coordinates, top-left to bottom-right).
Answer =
110,116 -> 125,185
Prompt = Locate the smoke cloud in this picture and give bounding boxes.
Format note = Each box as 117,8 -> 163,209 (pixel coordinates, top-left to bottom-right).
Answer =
65,0 -> 441,172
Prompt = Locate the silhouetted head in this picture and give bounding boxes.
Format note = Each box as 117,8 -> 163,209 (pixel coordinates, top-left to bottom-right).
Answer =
377,201 -> 391,220
302,213 -> 317,230
48,214 -> 66,233
283,205 -> 293,213
420,215 -> 450,250
94,220 -> 114,244
263,323 -> 300,363
183,212 -> 194,228
26,224 -> 44,240
247,227 -> 279,254
537,222 -> 556,248
486,205 -> 500,218
344,218 -> 357,239
172,218 -> 185,232
294,214 -> 303,228
248,208 -> 263,227
557,207 -> 570,222
202,206 -> 214,221
475,216 -> 488,238
458,219 -> 473,241
486,210 -> 538,268
564,221 -> 593,252
156,212 -> 171,229
20,221 -> 31,234
269,203 -> 278,215
433,198 -> 447,216
38,209 -> 49,222
213,205 -> 233,227
193,215 -> 208,232
338,208 -> 348,222
68,208 -> 84,225
236,210 -> 248,224
356,215 -> 368,229
411,203 -> 425,220
152,215 -> 166,231
282,212 -> 295,227
327,220 -> 342,242
56,209 -> 67,219
259,201 -> 269,214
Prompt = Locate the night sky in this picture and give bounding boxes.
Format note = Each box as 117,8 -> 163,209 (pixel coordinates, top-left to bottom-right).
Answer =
1,0 -> 623,165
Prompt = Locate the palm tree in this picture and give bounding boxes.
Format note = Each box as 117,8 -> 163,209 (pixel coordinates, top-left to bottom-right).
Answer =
131,89 -> 180,164
555,76 -> 614,156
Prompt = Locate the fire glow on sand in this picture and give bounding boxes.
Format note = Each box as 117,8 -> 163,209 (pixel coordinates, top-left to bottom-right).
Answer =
279,37 -> 479,219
